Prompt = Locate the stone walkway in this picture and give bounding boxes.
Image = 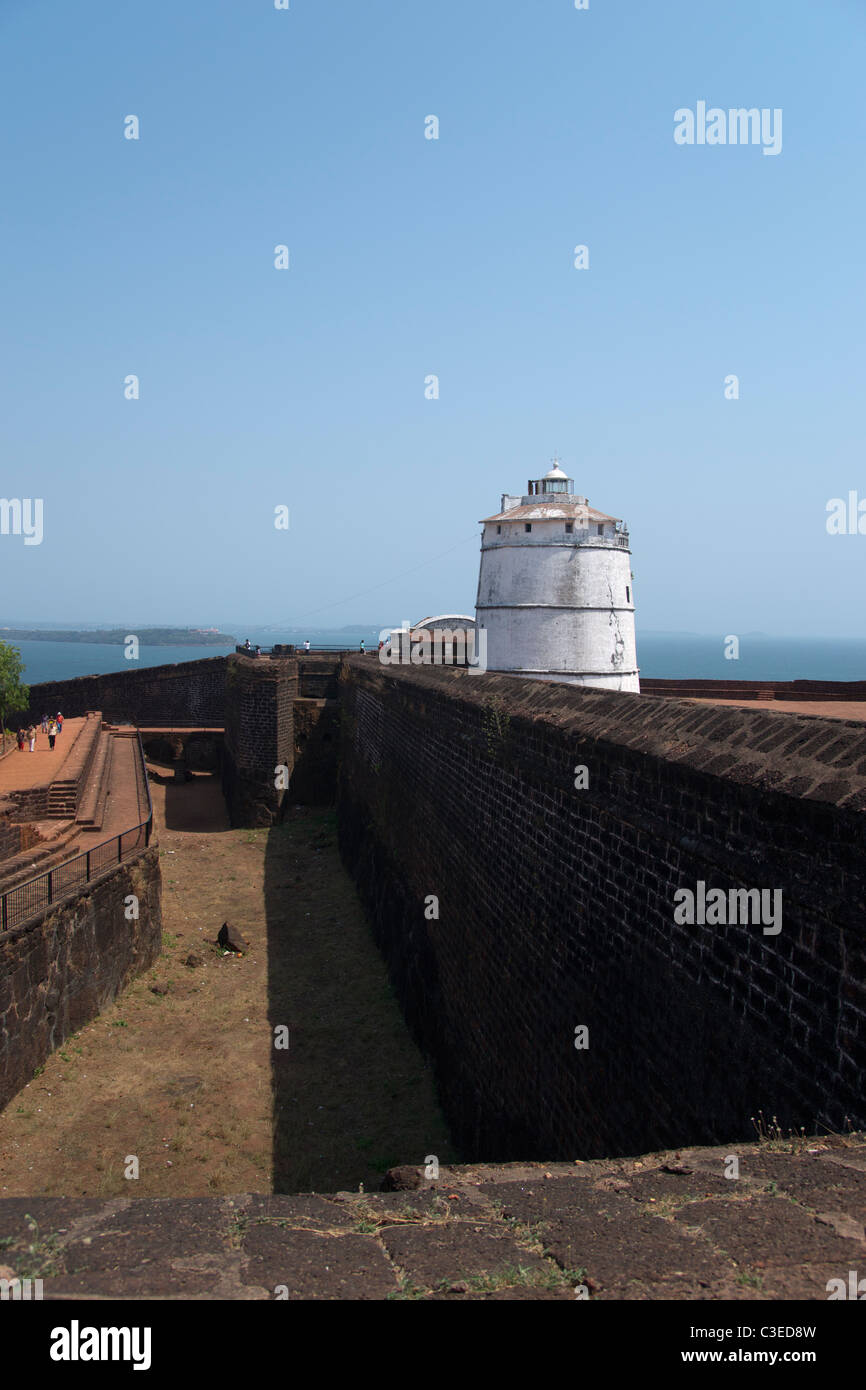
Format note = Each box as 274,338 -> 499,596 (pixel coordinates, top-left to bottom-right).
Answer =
78,736 -> 147,849
1,1138 -> 863,1299
0,719 -> 87,792
690,698 -> 866,722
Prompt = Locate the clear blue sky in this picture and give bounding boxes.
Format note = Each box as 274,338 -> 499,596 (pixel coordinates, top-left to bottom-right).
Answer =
2,0 -> 864,637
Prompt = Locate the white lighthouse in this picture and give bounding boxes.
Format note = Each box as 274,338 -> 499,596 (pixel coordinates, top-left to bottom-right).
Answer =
475,459 -> 639,692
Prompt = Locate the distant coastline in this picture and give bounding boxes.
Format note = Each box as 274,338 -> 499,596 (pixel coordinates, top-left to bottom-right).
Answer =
0,627 -> 236,647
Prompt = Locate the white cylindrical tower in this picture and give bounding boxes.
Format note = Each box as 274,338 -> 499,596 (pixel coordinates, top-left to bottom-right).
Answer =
475,460 -> 639,692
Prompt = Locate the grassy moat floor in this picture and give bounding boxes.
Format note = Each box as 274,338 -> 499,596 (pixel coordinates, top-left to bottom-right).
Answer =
0,770 -> 455,1197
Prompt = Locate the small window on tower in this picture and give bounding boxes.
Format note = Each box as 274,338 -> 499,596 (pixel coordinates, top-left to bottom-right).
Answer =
525,523 -> 532,532
626,586 -> 631,603
565,522 -> 573,534
497,525 -> 501,534
597,524 -> 604,536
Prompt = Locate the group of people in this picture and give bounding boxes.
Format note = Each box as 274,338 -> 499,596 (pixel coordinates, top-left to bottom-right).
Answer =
240,637 -> 369,654
16,712 -> 64,752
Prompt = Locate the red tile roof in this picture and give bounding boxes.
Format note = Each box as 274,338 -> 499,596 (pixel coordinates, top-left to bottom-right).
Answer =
481,502 -> 620,524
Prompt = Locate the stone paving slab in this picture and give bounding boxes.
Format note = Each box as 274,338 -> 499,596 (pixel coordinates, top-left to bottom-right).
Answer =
0,1140 -> 862,1300
379,1222 -> 552,1292
543,1210 -> 727,1292
724,1152 -> 866,1222
671,1197 -> 859,1267
241,1228 -> 396,1300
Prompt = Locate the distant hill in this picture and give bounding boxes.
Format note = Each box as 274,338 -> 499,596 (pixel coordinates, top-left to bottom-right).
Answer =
0,627 -> 236,646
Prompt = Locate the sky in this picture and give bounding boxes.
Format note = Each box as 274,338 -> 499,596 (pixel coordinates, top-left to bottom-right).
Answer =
1,0 -> 864,638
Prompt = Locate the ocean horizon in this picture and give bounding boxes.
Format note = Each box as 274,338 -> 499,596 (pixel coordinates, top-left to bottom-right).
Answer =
9,630 -> 866,688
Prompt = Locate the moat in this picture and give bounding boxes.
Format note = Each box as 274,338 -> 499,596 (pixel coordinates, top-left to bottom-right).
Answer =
0,767 -> 455,1197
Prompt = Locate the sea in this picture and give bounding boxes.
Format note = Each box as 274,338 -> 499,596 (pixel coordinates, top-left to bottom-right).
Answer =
12,628 -> 381,686
9,630 -> 866,688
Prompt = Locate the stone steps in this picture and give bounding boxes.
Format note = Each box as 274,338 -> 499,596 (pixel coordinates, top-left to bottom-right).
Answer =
46,780 -> 78,817
45,712 -> 103,819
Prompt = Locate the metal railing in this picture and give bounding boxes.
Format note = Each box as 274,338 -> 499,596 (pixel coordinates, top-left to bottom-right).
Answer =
235,644 -> 354,656
0,731 -> 153,936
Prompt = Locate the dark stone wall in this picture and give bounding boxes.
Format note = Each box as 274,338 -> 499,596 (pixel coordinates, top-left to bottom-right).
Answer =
0,813 -> 39,866
0,846 -> 162,1111
4,787 -> 50,820
0,817 -> 19,863
336,659 -> 866,1162
223,656 -> 297,825
26,657 -> 228,726
141,730 -> 223,772
298,660 -> 342,700
290,700 -> 339,804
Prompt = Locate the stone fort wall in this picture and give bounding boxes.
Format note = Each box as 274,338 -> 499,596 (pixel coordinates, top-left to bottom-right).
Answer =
642,677 -> 866,702
27,655 -> 338,825
222,656 -> 297,826
0,847 -> 162,1111
336,659 -> 866,1161
26,657 -> 229,727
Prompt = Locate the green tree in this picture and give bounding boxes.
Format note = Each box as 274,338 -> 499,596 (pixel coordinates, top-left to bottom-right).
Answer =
0,640 -> 29,736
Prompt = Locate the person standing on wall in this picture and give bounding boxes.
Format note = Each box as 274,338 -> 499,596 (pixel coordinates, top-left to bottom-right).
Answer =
304,639 -> 310,652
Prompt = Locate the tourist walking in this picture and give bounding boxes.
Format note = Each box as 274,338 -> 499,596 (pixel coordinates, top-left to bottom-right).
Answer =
359,639 -> 366,654
16,727 -> 26,752
27,724 -> 36,752
56,711 -> 63,734
41,713 -> 48,733
48,719 -> 57,750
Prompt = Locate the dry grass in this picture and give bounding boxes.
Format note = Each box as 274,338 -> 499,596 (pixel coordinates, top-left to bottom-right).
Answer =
0,774 -> 454,1197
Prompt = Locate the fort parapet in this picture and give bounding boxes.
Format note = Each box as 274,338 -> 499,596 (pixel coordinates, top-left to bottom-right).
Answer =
337,659 -> 866,1159
25,656 -> 229,727
642,677 -> 866,703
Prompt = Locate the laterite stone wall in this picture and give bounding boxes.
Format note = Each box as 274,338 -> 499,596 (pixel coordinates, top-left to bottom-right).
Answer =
336,659 -> 866,1161
27,657 -> 229,726
222,656 -> 297,826
0,847 -> 162,1111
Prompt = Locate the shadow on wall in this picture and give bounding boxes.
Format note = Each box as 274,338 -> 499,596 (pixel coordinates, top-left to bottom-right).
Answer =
288,703 -> 339,805
146,767 -> 229,834
262,807 -> 457,1194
